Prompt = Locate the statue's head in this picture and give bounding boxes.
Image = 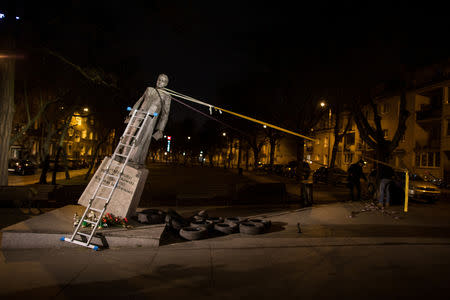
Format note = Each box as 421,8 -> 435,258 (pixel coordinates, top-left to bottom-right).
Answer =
156,74 -> 169,88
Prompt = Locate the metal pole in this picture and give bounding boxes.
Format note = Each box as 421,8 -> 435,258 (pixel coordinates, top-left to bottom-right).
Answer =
404,170 -> 409,212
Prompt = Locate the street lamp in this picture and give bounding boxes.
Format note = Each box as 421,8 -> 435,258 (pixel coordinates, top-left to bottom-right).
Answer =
222,132 -> 226,136
320,101 -> 332,166
187,136 -> 191,140
83,107 -> 89,112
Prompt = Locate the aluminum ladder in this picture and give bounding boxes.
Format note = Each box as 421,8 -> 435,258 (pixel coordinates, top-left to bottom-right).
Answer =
61,108 -> 157,250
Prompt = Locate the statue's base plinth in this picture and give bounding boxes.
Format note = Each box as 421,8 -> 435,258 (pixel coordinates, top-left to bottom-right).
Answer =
78,156 -> 148,218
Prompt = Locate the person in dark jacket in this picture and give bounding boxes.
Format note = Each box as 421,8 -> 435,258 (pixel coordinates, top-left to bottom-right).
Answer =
347,159 -> 367,201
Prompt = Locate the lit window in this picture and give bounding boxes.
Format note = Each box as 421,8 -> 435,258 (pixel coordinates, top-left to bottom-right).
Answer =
345,153 -> 353,163
380,103 -> 390,114
417,152 -> 441,168
81,130 -> 87,139
89,132 -> 93,140
383,129 -> 388,138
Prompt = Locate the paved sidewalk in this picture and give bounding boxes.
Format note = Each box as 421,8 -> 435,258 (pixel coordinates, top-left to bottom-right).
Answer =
1,200 -> 450,299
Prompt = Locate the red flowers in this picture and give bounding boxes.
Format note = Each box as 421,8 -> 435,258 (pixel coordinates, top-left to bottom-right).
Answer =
99,213 -> 129,228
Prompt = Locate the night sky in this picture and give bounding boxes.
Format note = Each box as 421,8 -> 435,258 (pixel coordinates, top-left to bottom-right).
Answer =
4,1 -> 450,124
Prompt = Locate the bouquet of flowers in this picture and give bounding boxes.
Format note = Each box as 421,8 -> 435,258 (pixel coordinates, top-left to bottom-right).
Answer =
73,212 -> 130,229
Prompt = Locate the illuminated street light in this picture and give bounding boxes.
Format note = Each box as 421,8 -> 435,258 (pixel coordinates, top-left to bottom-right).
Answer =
83,107 -> 89,112
187,136 -> 191,140
0,13 -> 5,19
222,132 -> 226,136
320,101 -> 326,107
263,125 -> 267,128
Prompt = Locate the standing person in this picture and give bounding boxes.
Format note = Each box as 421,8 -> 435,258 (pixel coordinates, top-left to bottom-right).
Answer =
377,164 -> 395,208
347,159 -> 367,201
124,74 -> 172,168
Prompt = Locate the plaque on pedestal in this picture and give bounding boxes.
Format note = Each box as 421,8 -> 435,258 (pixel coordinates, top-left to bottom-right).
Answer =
78,157 -> 148,218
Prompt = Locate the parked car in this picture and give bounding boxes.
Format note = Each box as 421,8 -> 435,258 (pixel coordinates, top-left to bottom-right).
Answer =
271,164 -> 285,175
67,159 -> 90,170
8,159 -> 37,175
401,172 -> 441,202
313,167 -> 348,185
282,161 -> 310,180
365,170 -> 440,203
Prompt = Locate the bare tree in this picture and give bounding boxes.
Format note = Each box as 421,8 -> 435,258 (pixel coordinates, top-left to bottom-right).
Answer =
0,5 -> 17,185
353,89 -> 410,162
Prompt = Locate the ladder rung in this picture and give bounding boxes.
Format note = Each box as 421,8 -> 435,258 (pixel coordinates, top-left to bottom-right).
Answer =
114,153 -> 128,158
105,173 -> 119,178
122,134 -> 135,137
129,125 -> 141,128
96,196 -> 109,201
101,184 -> 114,189
83,219 -> 97,225
77,232 -> 91,237
90,207 -> 103,213
63,238 -> 99,250
133,116 -> 145,119
118,142 -> 132,147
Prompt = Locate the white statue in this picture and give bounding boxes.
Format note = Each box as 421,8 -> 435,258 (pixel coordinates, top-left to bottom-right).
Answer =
123,74 -> 172,168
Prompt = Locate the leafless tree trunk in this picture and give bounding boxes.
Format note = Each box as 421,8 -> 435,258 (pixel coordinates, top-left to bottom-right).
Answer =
85,131 -> 110,180
237,136 -> 242,169
353,90 -> 410,163
0,55 -> 15,186
330,113 -> 352,168
52,108 -> 75,185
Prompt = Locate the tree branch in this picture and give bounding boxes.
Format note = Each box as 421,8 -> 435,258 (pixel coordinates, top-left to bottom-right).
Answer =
44,48 -> 118,89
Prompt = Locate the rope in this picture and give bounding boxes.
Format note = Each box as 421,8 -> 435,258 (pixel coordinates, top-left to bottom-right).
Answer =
171,97 -> 249,137
163,88 -> 316,141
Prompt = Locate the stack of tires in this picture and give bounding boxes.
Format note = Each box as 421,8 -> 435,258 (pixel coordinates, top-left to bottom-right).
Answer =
179,212 -> 272,241
137,208 -> 272,241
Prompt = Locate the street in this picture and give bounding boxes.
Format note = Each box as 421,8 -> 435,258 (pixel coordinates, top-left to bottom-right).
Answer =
1,237 -> 450,298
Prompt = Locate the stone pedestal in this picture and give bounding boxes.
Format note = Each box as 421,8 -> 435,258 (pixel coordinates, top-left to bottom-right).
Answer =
78,157 -> 148,218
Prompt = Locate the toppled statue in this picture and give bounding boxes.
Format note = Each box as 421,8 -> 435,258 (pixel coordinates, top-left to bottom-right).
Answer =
123,74 -> 172,168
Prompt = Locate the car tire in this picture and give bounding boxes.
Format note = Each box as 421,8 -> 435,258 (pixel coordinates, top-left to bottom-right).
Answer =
224,217 -> 247,225
239,222 -> 264,235
248,219 -> 271,231
179,226 -> 208,240
190,220 -> 213,231
214,222 -> 238,234
206,216 -> 224,224
137,212 -> 165,224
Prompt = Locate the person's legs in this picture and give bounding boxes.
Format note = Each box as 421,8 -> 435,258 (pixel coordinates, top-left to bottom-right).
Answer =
385,180 -> 393,207
378,179 -> 388,207
348,182 -> 355,201
356,181 -> 361,201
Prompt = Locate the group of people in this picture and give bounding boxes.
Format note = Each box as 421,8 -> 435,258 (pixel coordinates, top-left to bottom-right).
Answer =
347,159 -> 396,208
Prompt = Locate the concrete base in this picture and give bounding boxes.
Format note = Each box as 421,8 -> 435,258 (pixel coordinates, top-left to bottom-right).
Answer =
1,205 -> 166,249
78,157 -> 149,218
